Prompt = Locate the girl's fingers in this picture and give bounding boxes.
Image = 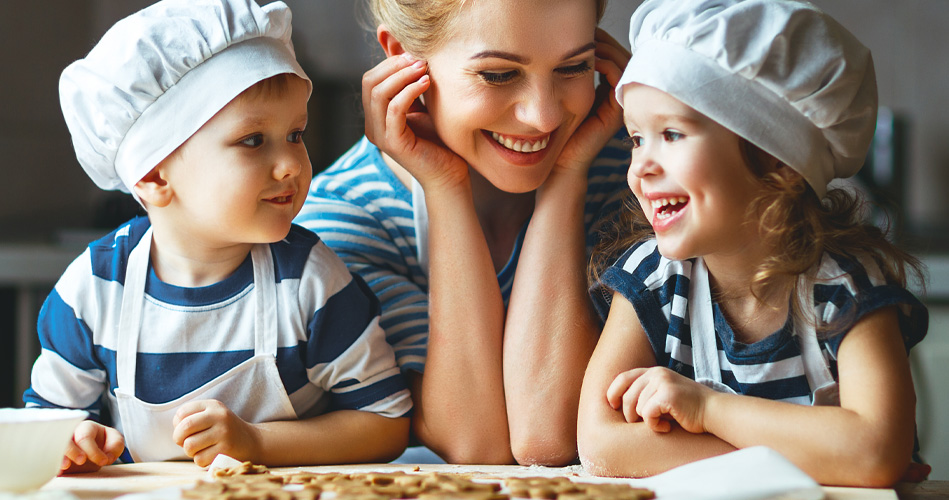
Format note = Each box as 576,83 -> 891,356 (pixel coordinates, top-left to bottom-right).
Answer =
606,370 -> 638,409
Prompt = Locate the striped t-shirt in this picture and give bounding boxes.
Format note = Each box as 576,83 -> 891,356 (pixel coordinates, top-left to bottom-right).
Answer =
25,217 -> 412,424
295,135 -> 631,373
594,239 -> 928,404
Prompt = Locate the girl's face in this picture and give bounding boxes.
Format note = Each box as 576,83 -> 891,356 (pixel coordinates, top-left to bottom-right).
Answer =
422,0 -> 597,193
622,83 -> 765,261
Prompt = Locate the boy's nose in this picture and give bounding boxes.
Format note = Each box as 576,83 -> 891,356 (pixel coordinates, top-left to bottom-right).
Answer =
273,152 -> 304,179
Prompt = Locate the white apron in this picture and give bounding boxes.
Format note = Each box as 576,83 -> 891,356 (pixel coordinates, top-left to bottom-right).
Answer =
688,257 -> 840,406
113,228 -> 297,462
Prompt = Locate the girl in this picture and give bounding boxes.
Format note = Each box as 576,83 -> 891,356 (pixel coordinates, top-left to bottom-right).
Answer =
577,0 -> 928,487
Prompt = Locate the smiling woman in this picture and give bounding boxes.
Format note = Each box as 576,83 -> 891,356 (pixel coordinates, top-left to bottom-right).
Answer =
294,0 -> 631,466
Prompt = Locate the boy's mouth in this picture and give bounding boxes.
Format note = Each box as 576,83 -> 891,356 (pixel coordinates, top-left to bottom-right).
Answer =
651,196 -> 689,221
489,131 -> 550,153
266,192 -> 295,204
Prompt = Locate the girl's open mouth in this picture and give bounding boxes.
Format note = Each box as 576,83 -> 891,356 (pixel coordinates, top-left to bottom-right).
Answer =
652,196 -> 688,221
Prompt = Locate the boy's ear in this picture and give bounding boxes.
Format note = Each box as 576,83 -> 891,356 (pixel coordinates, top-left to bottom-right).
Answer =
132,166 -> 173,208
377,24 -> 407,58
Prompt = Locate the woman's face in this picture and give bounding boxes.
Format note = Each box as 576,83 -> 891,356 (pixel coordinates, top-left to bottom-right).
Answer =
422,0 -> 597,193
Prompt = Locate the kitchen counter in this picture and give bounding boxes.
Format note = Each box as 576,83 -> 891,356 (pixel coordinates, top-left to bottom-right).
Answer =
34,460 -> 944,500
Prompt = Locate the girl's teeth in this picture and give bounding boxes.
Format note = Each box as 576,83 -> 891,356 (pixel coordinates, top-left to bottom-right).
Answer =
491,132 -> 549,153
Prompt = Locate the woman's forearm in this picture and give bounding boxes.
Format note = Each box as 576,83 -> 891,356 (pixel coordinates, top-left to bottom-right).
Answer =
416,180 -> 513,464
503,170 -> 599,465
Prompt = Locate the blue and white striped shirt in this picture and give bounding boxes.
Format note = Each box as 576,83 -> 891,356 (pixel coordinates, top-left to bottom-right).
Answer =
594,239 -> 928,404
295,135 -> 631,373
25,217 -> 412,423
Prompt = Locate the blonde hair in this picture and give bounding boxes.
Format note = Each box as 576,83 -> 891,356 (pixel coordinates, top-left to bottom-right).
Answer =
590,140 -> 925,335
366,0 -> 608,58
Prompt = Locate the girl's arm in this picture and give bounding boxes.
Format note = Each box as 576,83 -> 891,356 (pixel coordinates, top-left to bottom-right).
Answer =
698,306 -> 916,487
503,29 -> 630,466
577,292 -> 736,476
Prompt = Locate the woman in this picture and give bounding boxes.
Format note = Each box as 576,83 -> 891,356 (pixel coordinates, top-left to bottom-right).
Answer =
295,0 -> 630,465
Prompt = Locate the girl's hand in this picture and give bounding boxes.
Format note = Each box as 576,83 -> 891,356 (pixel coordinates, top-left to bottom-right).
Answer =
172,399 -> 261,467
61,420 -> 124,474
553,29 -> 630,176
606,366 -> 713,434
362,53 -> 470,191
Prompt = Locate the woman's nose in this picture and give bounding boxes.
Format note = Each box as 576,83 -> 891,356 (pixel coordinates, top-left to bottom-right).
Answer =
514,80 -> 563,133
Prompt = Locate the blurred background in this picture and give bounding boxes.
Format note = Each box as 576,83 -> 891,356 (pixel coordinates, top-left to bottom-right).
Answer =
1,0 -> 947,478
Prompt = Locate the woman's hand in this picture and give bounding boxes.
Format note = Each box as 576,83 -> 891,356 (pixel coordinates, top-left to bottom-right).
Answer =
362,53 -> 470,191
606,366 -> 714,434
61,420 -> 124,474
172,399 -> 262,467
552,29 -> 630,176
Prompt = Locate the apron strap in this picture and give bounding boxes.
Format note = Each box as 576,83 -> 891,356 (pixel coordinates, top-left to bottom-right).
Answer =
794,280 -> 836,398
251,244 -> 277,356
116,227 -> 153,392
689,257 -> 722,382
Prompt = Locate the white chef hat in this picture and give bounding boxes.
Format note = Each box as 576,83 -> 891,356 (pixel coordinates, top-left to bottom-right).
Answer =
60,0 -> 311,197
615,0 -> 877,198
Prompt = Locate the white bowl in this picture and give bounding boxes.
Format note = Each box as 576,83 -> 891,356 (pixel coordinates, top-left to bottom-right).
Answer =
0,408 -> 88,492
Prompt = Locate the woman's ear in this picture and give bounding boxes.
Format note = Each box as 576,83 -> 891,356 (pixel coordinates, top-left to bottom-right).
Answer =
132,165 -> 173,209
377,24 -> 407,58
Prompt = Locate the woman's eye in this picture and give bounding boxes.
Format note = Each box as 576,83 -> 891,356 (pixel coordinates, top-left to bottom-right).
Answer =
662,130 -> 684,142
556,61 -> 592,77
287,129 -> 305,143
240,134 -> 264,147
479,70 -> 518,85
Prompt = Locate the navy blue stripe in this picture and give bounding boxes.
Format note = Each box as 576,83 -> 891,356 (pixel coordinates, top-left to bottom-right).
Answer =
272,224 -> 321,282
276,344 -> 309,394
37,290 -> 102,372
306,274 -> 380,366
146,258 -> 253,307
89,216 -> 151,285
133,351 -> 253,404
331,374 -> 407,410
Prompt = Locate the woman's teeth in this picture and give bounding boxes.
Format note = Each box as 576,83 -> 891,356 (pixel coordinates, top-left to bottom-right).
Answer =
651,197 -> 688,220
491,132 -> 549,153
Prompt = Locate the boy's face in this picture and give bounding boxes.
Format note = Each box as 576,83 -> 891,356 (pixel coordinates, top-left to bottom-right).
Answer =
158,76 -> 311,247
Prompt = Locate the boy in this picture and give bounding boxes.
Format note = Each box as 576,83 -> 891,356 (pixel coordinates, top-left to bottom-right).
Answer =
25,0 -> 411,470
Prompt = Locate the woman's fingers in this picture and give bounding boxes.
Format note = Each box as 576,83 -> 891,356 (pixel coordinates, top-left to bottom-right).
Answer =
363,55 -> 429,145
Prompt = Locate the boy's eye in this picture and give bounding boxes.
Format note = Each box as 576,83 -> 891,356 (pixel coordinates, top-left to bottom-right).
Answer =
240,134 -> 264,147
555,61 -> 592,77
287,129 -> 305,143
663,130 -> 684,142
479,70 -> 518,85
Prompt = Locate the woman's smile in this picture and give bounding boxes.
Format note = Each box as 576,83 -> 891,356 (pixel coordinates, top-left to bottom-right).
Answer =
482,129 -> 555,167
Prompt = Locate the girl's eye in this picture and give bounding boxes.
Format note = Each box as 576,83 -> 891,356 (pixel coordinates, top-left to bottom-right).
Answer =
663,130 -> 684,142
287,129 -> 305,143
624,135 -> 643,150
556,61 -> 592,77
240,134 -> 264,147
479,70 -> 518,85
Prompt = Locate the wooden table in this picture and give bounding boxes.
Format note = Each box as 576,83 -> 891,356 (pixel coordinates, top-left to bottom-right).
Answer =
36,461 -> 948,500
